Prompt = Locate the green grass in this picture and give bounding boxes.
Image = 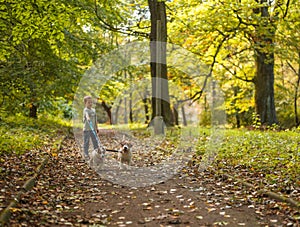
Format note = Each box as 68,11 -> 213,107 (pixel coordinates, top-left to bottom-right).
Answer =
209,128 -> 300,189
2,118 -> 299,191
0,115 -> 71,155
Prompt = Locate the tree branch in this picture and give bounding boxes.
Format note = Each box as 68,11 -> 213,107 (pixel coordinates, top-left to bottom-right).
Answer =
220,63 -> 254,83
191,34 -> 230,103
282,0 -> 290,19
94,0 -> 149,38
287,60 -> 299,77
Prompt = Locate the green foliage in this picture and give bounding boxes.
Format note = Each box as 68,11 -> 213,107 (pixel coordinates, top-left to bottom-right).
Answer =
167,0 -> 300,128
0,0 -> 114,118
199,109 -> 211,126
1,0 -> 299,127
208,129 -> 300,189
0,115 -> 71,155
38,98 -> 73,119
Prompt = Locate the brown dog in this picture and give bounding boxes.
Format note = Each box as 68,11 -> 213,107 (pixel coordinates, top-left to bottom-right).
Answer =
118,141 -> 132,168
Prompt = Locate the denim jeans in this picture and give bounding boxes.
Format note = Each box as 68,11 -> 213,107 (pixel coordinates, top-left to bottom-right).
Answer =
83,130 -> 98,157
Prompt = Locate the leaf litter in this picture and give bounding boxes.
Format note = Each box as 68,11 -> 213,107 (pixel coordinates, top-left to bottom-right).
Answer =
0,131 -> 299,226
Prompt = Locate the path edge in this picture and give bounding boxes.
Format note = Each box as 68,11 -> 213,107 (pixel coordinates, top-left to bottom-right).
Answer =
0,136 -> 65,225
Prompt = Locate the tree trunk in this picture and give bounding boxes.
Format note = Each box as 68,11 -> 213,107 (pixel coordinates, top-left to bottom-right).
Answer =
101,101 -> 112,124
29,87 -> 38,119
29,103 -> 38,119
253,1 -> 278,126
181,105 -> 187,126
294,53 -> 300,126
233,86 -> 241,128
142,97 -> 151,124
254,50 -> 277,125
294,76 -> 299,127
129,93 -> 133,123
172,104 -> 179,125
148,0 -> 174,126
112,99 -> 122,124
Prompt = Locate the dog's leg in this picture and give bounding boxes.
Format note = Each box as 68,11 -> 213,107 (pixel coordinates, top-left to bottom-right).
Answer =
117,151 -> 122,169
119,160 -> 123,169
98,153 -> 104,171
89,158 -> 93,168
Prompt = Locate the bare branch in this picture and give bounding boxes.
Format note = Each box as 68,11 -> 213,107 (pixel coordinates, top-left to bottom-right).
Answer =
94,0 -> 149,38
220,63 -> 254,83
191,34 -> 230,103
287,60 -> 299,76
283,0 -> 290,19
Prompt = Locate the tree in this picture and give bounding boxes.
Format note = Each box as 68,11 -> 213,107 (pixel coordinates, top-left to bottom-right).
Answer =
80,0 -> 174,126
251,0 -> 279,125
148,0 -> 174,126
167,0 -> 296,126
275,0 -> 300,126
0,0 -> 109,118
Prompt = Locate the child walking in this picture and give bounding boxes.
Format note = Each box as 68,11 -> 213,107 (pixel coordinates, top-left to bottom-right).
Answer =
83,96 -> 99,160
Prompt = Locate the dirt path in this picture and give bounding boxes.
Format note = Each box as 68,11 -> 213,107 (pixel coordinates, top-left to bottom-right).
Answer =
1,135 -> 297,226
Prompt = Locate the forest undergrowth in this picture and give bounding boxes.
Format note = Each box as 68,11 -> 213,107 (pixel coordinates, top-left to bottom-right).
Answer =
0,116 -> 299,225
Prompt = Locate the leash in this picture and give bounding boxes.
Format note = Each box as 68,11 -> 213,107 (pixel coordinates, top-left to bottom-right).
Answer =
88,120 -> 105,156
105,148 -> 119,153
87,120 -> 119,153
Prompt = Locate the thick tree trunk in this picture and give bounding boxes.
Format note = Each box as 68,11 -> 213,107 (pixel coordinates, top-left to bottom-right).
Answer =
254,50 -> 277,125
253,1 -> 278,126
148,0 -> 174,126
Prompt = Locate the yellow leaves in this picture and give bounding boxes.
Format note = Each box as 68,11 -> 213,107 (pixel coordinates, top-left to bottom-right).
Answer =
9,207 -> 21,213
207,207 -> 217,213
183,35 -> 196,48
42,200 -> 48,205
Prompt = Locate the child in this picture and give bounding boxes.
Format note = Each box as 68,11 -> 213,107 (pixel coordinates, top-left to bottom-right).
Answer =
83,96 -> 99,160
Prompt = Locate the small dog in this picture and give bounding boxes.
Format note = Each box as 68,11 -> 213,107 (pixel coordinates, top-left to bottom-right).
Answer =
89,147 -> 105,171
118,141 -> 132,169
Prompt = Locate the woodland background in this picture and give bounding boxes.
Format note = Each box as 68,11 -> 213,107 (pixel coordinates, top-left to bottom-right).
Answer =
1,1 -> 300,225
0,0 -> 299,128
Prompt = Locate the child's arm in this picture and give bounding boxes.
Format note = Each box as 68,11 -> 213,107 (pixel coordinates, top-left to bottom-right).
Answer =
85,111 -> 90,122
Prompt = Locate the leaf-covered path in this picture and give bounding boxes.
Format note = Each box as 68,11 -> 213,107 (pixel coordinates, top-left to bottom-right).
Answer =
1,134 -> 298,226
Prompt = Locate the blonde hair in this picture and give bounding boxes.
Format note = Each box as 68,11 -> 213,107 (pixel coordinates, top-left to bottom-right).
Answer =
83,96 -> 92,104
